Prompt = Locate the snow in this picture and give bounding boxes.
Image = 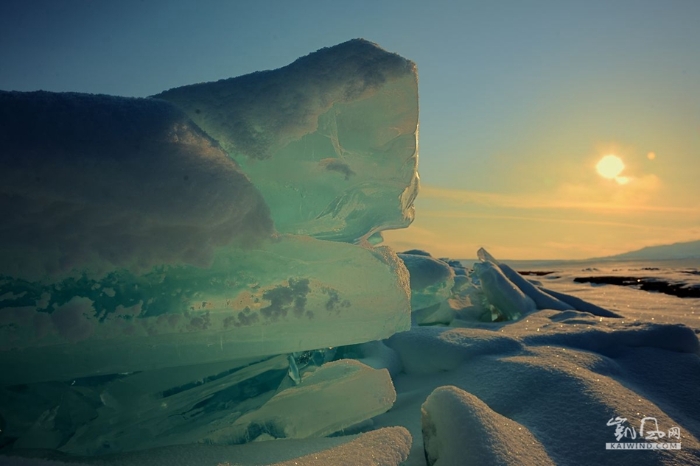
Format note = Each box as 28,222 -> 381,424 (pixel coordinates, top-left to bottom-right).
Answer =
421,386 -> 553,465
371,259 -> 700,465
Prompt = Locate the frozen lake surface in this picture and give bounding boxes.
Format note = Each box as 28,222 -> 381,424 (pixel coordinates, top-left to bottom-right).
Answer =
499,258 -> 700,329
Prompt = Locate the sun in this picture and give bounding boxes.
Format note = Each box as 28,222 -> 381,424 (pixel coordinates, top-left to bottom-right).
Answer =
596,155 -> 626,182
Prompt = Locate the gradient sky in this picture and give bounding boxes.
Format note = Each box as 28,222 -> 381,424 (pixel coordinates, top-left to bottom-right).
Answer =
1,0 -> 698,259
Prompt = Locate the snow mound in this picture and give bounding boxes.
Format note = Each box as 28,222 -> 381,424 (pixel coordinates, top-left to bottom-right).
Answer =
377,307 -> 700,465
272,426 -> 412,466
421,385 -> 554,466
387,326 -> 523,375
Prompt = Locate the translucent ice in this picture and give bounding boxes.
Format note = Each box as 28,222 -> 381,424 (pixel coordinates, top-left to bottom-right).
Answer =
55,355 -> 290,455
0,80 -> 414,387
475,248 -> 620,319
0,236 -> 410,385
155,39 -> 419,243
0,40 -> 417,457
205,359 -> 396,443
0,91 -> 272,281
398,253 -> 454,312
477,248 -> 573,311
472,261 -> 536,320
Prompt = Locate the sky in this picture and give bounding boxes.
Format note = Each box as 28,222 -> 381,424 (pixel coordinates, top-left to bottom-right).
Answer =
1,0 -> 698,260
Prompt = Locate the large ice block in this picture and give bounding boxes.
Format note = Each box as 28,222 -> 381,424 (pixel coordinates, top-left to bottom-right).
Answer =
0,40 -> 419,458
55,355 -> 290,455
0,91 -> 273,282
0,88 -> 412,386
154,39 -> 419,243
0,237 -> 410,385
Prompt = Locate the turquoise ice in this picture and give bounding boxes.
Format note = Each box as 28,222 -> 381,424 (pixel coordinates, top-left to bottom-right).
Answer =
155,39 -> 419,244
0,40 -> 417,454
0,39 -> 420,388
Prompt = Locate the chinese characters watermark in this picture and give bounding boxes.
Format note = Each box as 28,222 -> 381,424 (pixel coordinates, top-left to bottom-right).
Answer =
606,416 -> 681,450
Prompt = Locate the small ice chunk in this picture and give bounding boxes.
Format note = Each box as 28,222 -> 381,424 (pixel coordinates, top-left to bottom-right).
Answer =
475,247 -> 499,264
477,248 -> 573,311
472,261 -> 535,320
398,253 -> 455,312
477,248 -> 620,317
208,359 -> 397,443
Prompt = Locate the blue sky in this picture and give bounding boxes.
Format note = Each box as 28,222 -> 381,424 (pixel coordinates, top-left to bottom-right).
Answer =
2,0 -> 698,259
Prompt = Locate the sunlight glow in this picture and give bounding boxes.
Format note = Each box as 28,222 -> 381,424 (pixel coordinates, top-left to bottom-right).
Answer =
596,155 -> 629,184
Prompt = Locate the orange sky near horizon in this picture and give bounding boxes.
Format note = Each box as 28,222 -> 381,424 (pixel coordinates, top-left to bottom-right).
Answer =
385,146 -> 700,260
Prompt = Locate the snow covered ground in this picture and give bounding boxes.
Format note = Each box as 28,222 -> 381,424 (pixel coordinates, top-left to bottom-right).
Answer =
372,259 -> 700,465
3,259 -> 698,466
527,259 -> 700,328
